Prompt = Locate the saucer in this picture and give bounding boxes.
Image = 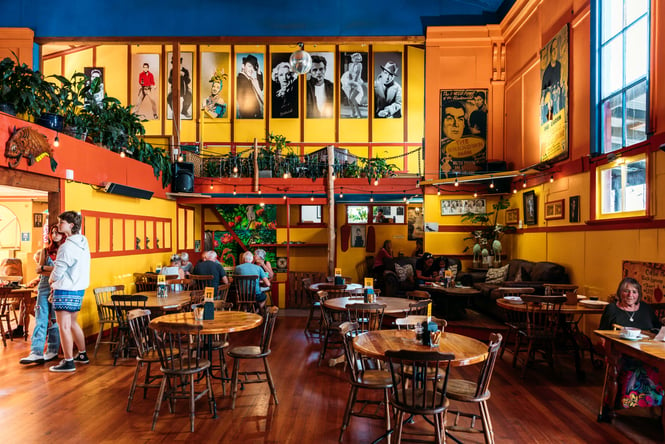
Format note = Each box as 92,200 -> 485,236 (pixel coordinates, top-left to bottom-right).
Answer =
619,333 -> 647,341
504,296 -> 523,304
579,299 -> 609,307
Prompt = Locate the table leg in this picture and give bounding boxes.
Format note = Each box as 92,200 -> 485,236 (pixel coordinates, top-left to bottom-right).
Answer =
597,343 -> 620,422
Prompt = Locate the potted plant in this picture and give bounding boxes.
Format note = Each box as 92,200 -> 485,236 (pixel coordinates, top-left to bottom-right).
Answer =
0,53 -> 47,117
360,157 -> 397,184
461,196 -> 515,266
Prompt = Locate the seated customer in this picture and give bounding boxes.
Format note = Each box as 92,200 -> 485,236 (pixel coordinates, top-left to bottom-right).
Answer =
160,255 -> 185,279
599,277 -> 664,412
373,240 -> 394,275
180,252 -> 193,276
253,248 -> 274,280
192,250 -> 229,297
415,252 -> 441,284
234,251 -> 271,310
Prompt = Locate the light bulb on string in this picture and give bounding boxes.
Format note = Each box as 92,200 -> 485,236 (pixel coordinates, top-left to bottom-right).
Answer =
258,189 -> 262,195
233,186 -> 237,195
53,134 -> 59,147
178,154 -> 184,162
260,202 -> 265,207
513,188 -> 517,194
374,178 -> 379,186
437,187 -> 441,196
233,166 -> 238,174
310,192 -> 314,201
339,187 -> 344,199
403,193 -> 407,202
370,192 -> 374,203
454,174 -> 459,187
489,176 -> 494,189
283,194 -> 287,200
522,177 -> 527,188
209,181 -> 213,190
473,191 -> 478,198
550,174 -> 554,183
120,150 -> 125,158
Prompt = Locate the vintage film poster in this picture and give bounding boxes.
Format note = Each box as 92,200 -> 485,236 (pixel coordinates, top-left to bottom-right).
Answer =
200,52 -> 230,119
340,51 -> 368,119
271,53 -> 299,118
540,24 -> 569,162
83,67 -> 104,106
439,89 -> 488,178
306,52 -> 335,118
131,54 -> 160,121
407,207 -> 424,240
166,52 -> 194,120
236,53 -> 265,119
373,52 -> 402,119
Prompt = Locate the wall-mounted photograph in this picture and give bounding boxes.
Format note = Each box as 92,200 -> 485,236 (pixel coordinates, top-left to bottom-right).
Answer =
505,208 -> 519,225
131,54 -> 160,121
306,52 -> 334,118
440,89 -> 488,178
166,51 -> 194,120
83,67 -> 104,106
523,190 -> 537,225
569,195 -> 580,223
540,24 -> 569,162
544,199 -> 565,220
236,53 -> 265,119
200,52 -> 230,119
407,207 -> 424,240
374,52 -> 402,119
271,53 -> 298,118
340,51 -> 368,119
352,225 -> 366,247
33,213 -> 43,228
441,198 -> 486,216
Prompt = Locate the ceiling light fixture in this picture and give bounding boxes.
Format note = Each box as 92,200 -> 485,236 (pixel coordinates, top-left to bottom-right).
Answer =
437,187 -> 441,196
522,176 -> 527,188
473,191 -> 478,198
289,42 -> 312,75
550,174 -> 554,183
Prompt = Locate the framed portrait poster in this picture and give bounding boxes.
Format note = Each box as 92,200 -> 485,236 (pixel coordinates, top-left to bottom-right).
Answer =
83,67 -> 104,106
200,51 -> 230,119
523,191 -> 537,225
131,53 -> 160,121
441,199 -> 486,216
166,52 -> 194,120
373,52 -> 402,119
407,207 -> 424,240
540,24 -> 569,163
544,199 -> 565,220
505,208 -> 519,225
351,225 -> 366,248
33,213 -> 43,228
439,89 -> 488,178
569,195 -> 580,223
306,52 -> 334,118
236,53 -> 265,119
340,51 -> 368,119
271,53 -> 298,118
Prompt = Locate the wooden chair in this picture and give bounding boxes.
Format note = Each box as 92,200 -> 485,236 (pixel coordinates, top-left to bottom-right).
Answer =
302,277 -> 321,334
216,283 -> 231,302
111,294 -> 148,365
92,285 -> 125,358
190,274 -> 214,291
134,273 -> 156,292
211,298 -> 234,395
395,315 -> 447,331
497,287 -> 535,359
543,283 -> 579,297
652,302 -> 665,321
514,295 -> 566,378
318,290 -> 344,367
151,321 -> 216,432
384,349 -> 455,444
166,278 -> 192,291
189,290 -> 205,308
233,274 -> 261,313
447,332 -> 503,444
407,298 -> 433,315
338,321 -> 393,443
229,306 -> 279,410
406,290 -> 431,300
126,308 -> 163,412
0,287 -> 16,347
345,302 -> 386,332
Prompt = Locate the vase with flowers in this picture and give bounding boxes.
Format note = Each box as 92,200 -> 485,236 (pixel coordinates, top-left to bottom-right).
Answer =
462,196 -> 515,267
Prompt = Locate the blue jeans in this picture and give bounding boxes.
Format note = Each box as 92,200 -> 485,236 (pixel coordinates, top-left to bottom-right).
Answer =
31,290 -> 60,355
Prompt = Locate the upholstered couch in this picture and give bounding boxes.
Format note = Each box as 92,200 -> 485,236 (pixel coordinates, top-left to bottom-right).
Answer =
367,255 -> 462,297
470,259 -> 569,319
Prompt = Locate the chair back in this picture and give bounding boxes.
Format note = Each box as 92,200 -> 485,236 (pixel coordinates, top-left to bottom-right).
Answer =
233,274 -> 260,312
543,283 -> 579,304
216,283 -> 231,302
521,295 -> 566,338
191,274 -> 215,290
166,278 -> 192,291
93,285 -> 125,322
340,321 -> 363,382
474,332 -> 502,398
407,299 -> 433,315
345,303 -> 385,332
189,290 -> 205,307
405,290 -> 431,300
395,315 -> 447,330
151,321 -> 208,373
317,283 -> 347,298
259,306 -> 280,354
134,273 -> 156,292
385,349 -> 454,413
112,294 -> 148,327
127,308 -> 154,358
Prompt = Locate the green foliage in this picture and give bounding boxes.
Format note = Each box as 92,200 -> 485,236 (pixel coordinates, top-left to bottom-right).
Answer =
461,196 -> 515,252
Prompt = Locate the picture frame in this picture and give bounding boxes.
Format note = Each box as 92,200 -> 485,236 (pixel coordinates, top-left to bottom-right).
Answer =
351,225 -> 366,248
200,51 -> 230,119
523,191 -> 537,225
544,199 -> 565,220
569,195 -> 580,223
441,198 -> 486,216
33,213 -> 43,228
166,51 -> 194,120
505,208 -> 519,225
131,53 -> 161,121
407,207 -> 424,240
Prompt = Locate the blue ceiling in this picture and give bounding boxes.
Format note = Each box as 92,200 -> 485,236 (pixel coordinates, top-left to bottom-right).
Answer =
0,0 -> 514,39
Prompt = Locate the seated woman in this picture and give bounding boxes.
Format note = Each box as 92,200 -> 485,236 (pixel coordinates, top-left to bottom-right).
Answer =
415,252 -> 441,285
599,277 -> 664,413
373,240 -> 393,276
160,255 -> 185,279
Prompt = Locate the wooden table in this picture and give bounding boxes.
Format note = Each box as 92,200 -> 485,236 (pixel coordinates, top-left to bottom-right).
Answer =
309,282 -> 363,293
323,296 -> 413,316
595,329 -> 665,434
420,284 -> 480,320
150,310 -> 263,335
353,329 -> 488,367
134,290 -> 193,311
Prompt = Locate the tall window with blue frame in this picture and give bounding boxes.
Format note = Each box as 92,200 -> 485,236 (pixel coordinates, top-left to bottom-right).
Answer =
597,0 -> 650,154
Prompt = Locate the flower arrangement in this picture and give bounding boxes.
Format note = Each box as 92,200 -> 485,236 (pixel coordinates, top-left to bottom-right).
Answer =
461,196 -> 515,265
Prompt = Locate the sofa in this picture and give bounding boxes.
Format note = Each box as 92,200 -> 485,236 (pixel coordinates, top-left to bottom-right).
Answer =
469,259 -> 569,319
367,255 -> 462,297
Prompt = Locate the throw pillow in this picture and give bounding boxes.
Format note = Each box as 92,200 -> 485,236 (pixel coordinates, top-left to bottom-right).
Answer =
395,263 -> 414,282
448,264 -> 458,280
514,266 -> 523,282
485,264 -> 510,284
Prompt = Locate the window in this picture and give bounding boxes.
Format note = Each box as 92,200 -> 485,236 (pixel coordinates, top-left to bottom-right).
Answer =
346,205 -> 406,224
597,0 -> 650,153
346,206 -> 368,223
300,205 -> 322,223
596,154 -> 646,218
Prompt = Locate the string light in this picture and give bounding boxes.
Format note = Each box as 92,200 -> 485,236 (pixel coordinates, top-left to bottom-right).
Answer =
522,176 -> 527,188
258,189 -> 262,195
178,154 -> 184,162
120,150 -> 125,158
53,134 -> 60,147
339,187 -> 344,199
374,178 -> 379,186
233,165 -> 238,174
473,191 -> 478,198
437,187 -> 441,196
233,186 -> 237,195
283,194 -> 287,200
403,193 -> 407,202
454,174 -> 459,187
489,176 -> 494,189
310,192 -> 314,201
209,181 -> 213,190
260,202 -> 265,207
513,188 -> 517,194
370,192 -> 374,202
550,174 -> 554,183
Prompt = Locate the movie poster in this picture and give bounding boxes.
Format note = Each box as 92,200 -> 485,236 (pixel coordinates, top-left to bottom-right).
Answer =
540,25 -> 569,162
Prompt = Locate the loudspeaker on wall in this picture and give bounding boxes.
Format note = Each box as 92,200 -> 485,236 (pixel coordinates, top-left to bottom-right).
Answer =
173,162 -> 194,193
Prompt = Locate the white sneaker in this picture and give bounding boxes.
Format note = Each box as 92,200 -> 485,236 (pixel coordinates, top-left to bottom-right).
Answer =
44,351 -> 59,362
19,352 -> 44,365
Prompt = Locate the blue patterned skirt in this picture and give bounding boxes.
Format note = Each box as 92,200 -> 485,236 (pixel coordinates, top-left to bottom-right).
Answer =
53,289 -> 85,312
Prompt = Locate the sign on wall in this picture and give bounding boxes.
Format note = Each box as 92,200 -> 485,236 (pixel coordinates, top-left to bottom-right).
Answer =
540,24 -> 569,163
622,261 -> 665,304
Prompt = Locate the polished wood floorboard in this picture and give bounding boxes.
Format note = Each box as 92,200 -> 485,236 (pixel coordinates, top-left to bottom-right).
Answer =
0,310 -> 661,443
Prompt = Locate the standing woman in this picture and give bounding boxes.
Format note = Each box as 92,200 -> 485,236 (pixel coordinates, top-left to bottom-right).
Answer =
19,225 -> 67,364
49,211 -> 91,373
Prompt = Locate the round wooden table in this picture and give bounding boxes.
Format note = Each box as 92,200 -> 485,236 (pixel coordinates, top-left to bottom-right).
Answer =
353,329 -> 488,367
309,282 -> 363,292
419,284 -> 480,320
150,310 -> 263,334
496,297 -> 607,314
102,290 -> 192,311
323,296 -> 413,316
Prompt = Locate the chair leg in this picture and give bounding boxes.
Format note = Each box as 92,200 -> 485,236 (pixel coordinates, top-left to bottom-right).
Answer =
304,305 -> 315,333
480,400 -> 494,444
151,376 -> 168,431
339,385 -> 358,442
231,358 -> 241,410
93,322 -> 105,359
206,369 -> 217,418
318,330 -> 330,367
127,360 -> 142,412
189,375 -> 196,433
384,388 -> 392,444
264,357 -> 278,405
394,410 -> 404,444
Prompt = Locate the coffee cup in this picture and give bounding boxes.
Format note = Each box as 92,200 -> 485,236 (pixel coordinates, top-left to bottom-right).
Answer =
621,326 -> 641,339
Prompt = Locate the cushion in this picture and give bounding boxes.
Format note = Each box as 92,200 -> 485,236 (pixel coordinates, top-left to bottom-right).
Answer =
448,264 -> 458,280
530,262 -> 567,283
485,264 -> 509,284
514,266 -> 523,282
395,263 -> 414,282
506,259 -> 533,281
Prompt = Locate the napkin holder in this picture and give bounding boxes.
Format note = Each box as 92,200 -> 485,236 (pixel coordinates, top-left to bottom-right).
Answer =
420,320 -> 439,346
334,276 -> 345,286
157,282 -> 168,298
203,298 -> 215,320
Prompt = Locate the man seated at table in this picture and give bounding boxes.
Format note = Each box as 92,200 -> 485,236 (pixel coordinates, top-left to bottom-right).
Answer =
192,250 -> 229,297
234,251 -> 271,310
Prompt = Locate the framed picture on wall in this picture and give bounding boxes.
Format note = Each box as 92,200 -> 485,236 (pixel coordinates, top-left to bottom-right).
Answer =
33,213 -> 43,228
306,52 -> 334,118
544,199 -> 565,220
523,190 -> 537,225
505,208 -> 519,225
569,195 -> 580,223
236,52 -> 265,119
271,53 -> 299,118
166,51 -> 194,120
373,52 -> 402,119
441,198 -> 486,216
200,51 -> 230,119
340,51 -> 368,119
407,207 -> 424,240
131,53 -> 160,121
352,225 -> 366,248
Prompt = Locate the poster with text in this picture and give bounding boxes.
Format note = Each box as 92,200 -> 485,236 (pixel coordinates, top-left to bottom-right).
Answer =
131,54 -> 160,121
540,24 -> 569,162
166,52 -> 194,120
439,89 -> 488,178
200,52 -> 230,119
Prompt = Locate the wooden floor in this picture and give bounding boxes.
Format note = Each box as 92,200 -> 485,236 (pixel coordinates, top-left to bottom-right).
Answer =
0,310 -> 662,443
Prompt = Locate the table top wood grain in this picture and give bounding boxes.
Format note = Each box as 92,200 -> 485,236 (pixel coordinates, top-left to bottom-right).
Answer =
496,297 -> 606,314
353,329 -> 488,367
323,296 -> 413,315
150,310 -> 263,335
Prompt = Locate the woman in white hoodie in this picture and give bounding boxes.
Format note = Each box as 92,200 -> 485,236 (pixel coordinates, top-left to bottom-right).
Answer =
48,211 -> 91,373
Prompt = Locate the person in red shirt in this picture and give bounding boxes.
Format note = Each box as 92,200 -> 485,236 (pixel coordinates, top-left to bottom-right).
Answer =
373,240 -> 394,275
136,63 -> 158,120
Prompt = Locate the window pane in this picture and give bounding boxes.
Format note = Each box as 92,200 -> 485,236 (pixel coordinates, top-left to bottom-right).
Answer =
600,166 -> 622,214
601,37 -> 623,98
625,18 -> 648,86
625,158 -> 646,212
301,205 -> 321,223
372,206 -> 405,224
601,95 -> 623,153
625,0 -> 648,26
625,81 -> 647,146
601,0 -> 623,43
347,206 -> 368,223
